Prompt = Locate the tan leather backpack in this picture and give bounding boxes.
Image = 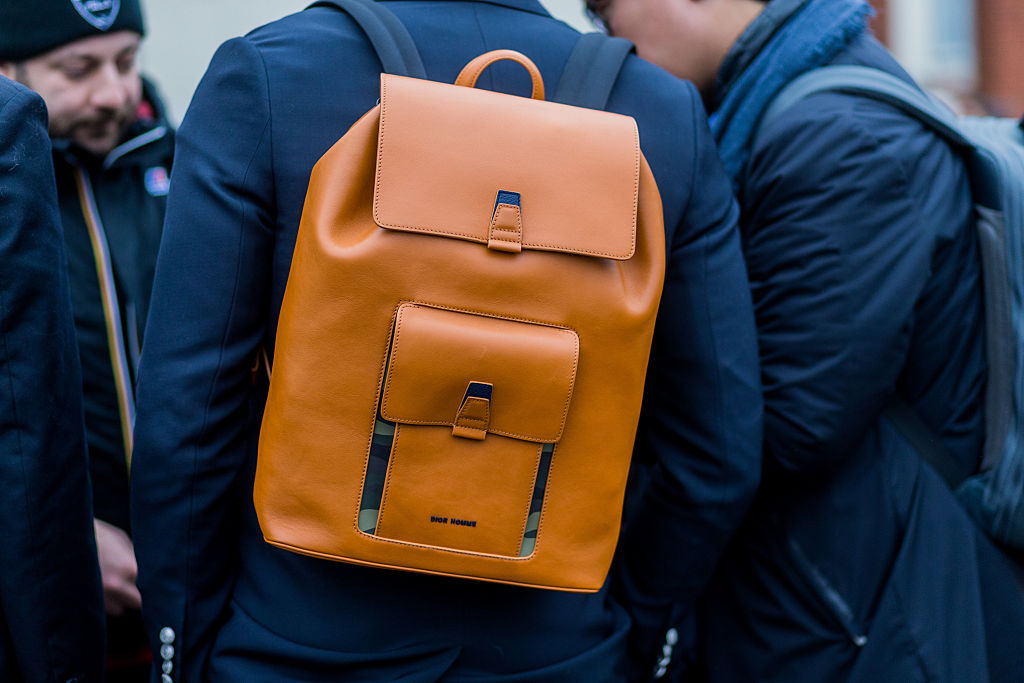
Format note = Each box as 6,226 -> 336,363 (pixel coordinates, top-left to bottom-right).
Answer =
255,7 -> 665,593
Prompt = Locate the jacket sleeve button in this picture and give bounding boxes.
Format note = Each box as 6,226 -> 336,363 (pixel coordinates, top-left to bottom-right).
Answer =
159,627 -> 176,644
160,644 -> 174,661
162,675 -> 173,683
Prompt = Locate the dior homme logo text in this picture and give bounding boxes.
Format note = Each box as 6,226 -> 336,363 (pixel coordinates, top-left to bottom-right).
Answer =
430,516 -> 477,528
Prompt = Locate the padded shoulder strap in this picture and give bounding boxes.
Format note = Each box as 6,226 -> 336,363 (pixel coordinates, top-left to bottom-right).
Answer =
307,0 -> 427,78
755,65 -> 974,152
553,33 -> 635,110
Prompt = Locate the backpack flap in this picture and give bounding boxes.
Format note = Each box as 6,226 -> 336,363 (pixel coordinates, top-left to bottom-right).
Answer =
373,73 -> 641,260
370,302 -> 578,558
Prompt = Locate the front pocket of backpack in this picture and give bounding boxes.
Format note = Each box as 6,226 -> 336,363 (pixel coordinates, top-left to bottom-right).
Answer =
375,426 -> 543,556
360,302 -> 578,558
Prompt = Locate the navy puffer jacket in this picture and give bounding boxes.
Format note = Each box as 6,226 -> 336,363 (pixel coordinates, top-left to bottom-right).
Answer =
699,29 -> 1024,683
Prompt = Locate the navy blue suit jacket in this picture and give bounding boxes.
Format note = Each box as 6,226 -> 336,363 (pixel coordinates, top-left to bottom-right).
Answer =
131,2 -> 762,680
0,77 -> 105,683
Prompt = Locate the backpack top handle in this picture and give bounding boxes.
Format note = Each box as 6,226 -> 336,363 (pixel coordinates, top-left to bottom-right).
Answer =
455,50 -> 546,101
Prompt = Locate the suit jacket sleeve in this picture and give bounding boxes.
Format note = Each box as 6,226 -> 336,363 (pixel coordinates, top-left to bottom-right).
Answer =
130,37 -> 274,682
0,80 -> 105,683
612,84 -> 763,676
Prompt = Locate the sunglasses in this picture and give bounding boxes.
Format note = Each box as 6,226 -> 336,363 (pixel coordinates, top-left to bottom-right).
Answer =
584,0 -> 613,33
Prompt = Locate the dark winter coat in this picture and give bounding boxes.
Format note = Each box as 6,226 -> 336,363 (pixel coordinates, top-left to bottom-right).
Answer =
698,23 -> 1024,683
0,76 -> 105,683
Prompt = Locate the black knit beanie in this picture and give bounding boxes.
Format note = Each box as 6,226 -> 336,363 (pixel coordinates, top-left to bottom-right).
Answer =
0,0 -> 146,62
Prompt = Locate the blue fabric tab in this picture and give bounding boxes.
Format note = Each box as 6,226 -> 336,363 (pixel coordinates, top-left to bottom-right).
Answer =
463,382 -> 493,404
493,191 -> 521,215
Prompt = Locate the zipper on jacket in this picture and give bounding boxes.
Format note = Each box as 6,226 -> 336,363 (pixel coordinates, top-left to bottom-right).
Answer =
73,167 -> 136,468
126,302 -> 141,370
786,534 -> 868,647
102,125 -> 168,170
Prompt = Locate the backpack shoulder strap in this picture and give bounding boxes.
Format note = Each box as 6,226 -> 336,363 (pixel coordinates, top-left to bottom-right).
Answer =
553,33 -> 635,110
755,65 -> 973,152
307,0 -> 427,78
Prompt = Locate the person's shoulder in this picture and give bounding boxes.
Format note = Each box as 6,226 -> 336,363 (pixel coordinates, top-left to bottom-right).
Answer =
216,4 -> 393,83
0,75 -> 43,115
611,54 -> 706,169
761,87 -> 905,144
242,4 -> 367,50
0,74 -> 25,101
749,90 -> 925,214
790,32 -> 940,149
0,79 -> 48,163
616,54 -> 703,114
753,51 -> 956,197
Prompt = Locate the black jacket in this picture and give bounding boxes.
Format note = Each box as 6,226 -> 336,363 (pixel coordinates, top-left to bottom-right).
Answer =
52,80 -> 174,532
0,76 -> 105,683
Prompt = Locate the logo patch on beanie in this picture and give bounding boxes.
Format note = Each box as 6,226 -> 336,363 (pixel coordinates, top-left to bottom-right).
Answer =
70,0 -> 121,31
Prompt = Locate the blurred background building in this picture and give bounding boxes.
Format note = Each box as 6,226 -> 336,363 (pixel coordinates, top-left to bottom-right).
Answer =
872,0 -> 1023,115
140,0 -> 1020,124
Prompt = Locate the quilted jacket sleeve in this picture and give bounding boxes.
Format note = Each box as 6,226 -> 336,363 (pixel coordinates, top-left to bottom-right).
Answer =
741,94 -> 972,479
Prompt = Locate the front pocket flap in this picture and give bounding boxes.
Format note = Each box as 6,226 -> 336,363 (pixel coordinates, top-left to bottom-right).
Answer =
382,304 -> 579,443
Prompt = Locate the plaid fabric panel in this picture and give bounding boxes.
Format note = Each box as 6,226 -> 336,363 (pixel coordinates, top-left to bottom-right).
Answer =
519,443 -> 554,557
358,417 -> 395,533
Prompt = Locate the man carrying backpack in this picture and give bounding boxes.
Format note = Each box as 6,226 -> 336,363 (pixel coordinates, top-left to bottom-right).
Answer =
0,75 -> 105,683
591,0 -> 1024,679
129,0 -> 763,680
